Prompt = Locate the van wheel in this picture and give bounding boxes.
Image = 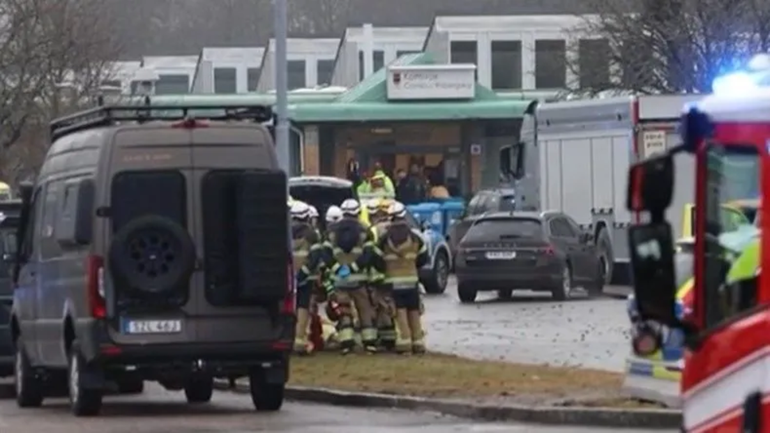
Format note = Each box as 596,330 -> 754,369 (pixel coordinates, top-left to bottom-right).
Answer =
423,251 -> 449,294
14,337 -> 44,408
248,367 -> 285,411
457,283 -> 477,304
109,215 -> 196,295
68,341 -> 103,417
184,375 -> 213,403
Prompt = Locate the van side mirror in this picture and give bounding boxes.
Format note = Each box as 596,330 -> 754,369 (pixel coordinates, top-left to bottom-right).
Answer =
499,143 -> 526,180
627,221 -> 678,326
499,146 -> 512,175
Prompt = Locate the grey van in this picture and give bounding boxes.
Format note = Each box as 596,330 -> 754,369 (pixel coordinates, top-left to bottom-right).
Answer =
0,199 -> 21,377
10,103 -> 294,416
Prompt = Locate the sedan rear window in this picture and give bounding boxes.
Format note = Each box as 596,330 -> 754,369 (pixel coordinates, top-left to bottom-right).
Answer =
465,218 -> 543,241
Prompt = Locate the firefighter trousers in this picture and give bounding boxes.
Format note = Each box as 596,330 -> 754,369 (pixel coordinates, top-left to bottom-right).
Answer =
334,286 -> 378,353
370,286 -> 396,349
393,288 -> 425,354
293,281 -> 319,354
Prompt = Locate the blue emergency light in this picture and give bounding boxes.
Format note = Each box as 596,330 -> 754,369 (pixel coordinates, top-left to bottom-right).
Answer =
712,54 -> 770,95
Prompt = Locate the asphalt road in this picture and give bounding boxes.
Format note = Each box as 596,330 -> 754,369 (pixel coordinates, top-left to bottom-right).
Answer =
423,277 -> 631,372
0,383 -> 674,433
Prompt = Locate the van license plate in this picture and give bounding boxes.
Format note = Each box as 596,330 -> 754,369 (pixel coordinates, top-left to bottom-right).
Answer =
123,320 -> 182,334
486,251 -> 516,260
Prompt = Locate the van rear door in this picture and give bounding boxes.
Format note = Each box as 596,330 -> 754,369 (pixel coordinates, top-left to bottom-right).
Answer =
191,125 -> 291,344
105,126 -> 197,346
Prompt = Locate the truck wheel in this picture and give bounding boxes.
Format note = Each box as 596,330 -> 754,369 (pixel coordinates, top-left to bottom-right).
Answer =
249,367 -> 285,411
457,283 -> 477,304
587,259 -> 606,298
184,375 -> 213,403
596,228 -> 614,286
14,337 -> 44,408
68,341 -> 103,417
423,251 -> 449,294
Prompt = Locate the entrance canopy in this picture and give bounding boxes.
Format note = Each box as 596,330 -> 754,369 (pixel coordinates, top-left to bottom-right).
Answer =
288,53 -> 531,123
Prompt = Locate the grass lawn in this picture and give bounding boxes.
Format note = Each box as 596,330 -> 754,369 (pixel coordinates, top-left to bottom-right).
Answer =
289,352 -> 626,403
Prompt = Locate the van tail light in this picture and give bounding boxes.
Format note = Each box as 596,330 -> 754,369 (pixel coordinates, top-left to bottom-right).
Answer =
171,118 -> 208,129
542,245 -> 556,255
87,255 -> 106,319
282,261 -> 296,315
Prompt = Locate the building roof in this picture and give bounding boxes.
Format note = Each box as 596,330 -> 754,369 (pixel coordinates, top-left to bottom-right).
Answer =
288,53 -> 531,122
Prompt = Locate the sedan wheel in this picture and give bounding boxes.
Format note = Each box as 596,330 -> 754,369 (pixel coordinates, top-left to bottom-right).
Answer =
551,266 -> 572,301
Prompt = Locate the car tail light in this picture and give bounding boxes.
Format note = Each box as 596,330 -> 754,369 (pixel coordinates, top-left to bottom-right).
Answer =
542,245 -> 555,255
87,255 -> 106,319
282,261 -> 296,314
171,118 -> 208,129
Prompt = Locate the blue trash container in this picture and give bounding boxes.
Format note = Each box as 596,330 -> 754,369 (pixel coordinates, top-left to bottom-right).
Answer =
407,202 -> 443,235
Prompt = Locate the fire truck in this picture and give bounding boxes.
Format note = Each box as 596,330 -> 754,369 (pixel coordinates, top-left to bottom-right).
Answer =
504,93 -> 702,284
627,59 -> 769,432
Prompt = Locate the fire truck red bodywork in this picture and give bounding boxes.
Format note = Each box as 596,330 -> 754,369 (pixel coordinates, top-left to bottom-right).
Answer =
682,94 -> 770,432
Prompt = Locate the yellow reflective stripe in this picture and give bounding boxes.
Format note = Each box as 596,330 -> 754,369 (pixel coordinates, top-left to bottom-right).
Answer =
384,253 -> 417,260
294,251 -> 309,257
333,247 -> 363,255
386,276 -> 419,283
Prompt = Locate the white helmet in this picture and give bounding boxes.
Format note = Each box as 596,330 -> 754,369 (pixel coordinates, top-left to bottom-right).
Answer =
365,198 -> 379,211
325,205 -> 343,224
389,201 -> 407,219
308,205 -> 319,219
290,201 -> 312,220
340,199 -> 361,217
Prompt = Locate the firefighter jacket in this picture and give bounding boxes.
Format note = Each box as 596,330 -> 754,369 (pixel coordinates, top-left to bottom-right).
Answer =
322,217 -> 375,289
292,221 -> 324,285
372,220 -> 429,290
368,221 -> 391,285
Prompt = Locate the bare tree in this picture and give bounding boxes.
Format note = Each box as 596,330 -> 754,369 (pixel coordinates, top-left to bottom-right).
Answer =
288,0 -> 353,35
567,0 -> 770,93
0,0 -> 122,179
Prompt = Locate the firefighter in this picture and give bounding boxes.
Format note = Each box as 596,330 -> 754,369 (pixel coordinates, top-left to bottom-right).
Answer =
323,198 -> 378,354
373,201 -> 430,354
326,205 -> 343,226
368,198 -> 397,350
308,205 -> 320,229
290,201 -> 325,355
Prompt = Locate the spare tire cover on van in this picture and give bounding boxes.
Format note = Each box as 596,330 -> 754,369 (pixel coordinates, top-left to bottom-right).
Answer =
109,215 -> 195,294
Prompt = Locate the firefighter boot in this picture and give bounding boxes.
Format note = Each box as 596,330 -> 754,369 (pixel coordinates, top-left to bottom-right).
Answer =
394,308 -> 412,354
293,308 -> 311,355
408,310 -> 426,354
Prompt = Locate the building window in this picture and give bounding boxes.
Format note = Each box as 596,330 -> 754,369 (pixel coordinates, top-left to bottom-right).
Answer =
450,41 -> 477,65
213,68 -> 237,94
373,50 -> 384,72
317,59 -> 335,85
359,50 -> 365,80
247,68 -> 260,92
155,74 -> 190,95
288,60 -> 306,90
535,40 -> 566,89
578,39 -> 610,89
491,40 -> 522,90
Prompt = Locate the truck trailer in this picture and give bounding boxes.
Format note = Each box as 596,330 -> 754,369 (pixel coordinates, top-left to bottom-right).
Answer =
506,94 -> 703,285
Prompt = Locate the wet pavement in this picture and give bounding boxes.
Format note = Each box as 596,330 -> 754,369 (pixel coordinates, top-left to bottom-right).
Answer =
423,277 -> 631,372
0,383 -> 674,432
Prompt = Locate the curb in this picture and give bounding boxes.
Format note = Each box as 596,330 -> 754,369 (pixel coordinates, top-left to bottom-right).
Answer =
213,380 -> 681,429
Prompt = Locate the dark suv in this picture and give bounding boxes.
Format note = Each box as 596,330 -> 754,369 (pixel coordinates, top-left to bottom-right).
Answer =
0,199 -> 21,377
9,102 -> 294,416
446,188 -> 517,259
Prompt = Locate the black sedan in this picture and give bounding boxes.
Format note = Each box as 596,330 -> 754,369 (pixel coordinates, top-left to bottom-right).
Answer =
453,211 -> 605,303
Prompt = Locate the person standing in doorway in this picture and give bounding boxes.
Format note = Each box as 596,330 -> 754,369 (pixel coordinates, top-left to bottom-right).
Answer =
397,163 -> 427,204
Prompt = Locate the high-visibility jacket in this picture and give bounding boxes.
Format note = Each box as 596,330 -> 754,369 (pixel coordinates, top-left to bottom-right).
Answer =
376,222 -> 429,290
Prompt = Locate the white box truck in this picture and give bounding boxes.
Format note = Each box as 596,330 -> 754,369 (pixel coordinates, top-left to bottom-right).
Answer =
503,94 -> 702,284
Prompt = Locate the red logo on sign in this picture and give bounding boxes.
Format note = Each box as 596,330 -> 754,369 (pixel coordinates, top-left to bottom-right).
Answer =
393,73 -> 401,84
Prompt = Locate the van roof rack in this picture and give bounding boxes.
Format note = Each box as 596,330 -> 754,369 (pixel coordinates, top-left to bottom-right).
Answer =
49,97 -> 274,141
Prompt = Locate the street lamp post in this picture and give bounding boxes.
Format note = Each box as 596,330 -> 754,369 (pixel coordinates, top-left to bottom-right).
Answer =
273,0 -> 290,180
